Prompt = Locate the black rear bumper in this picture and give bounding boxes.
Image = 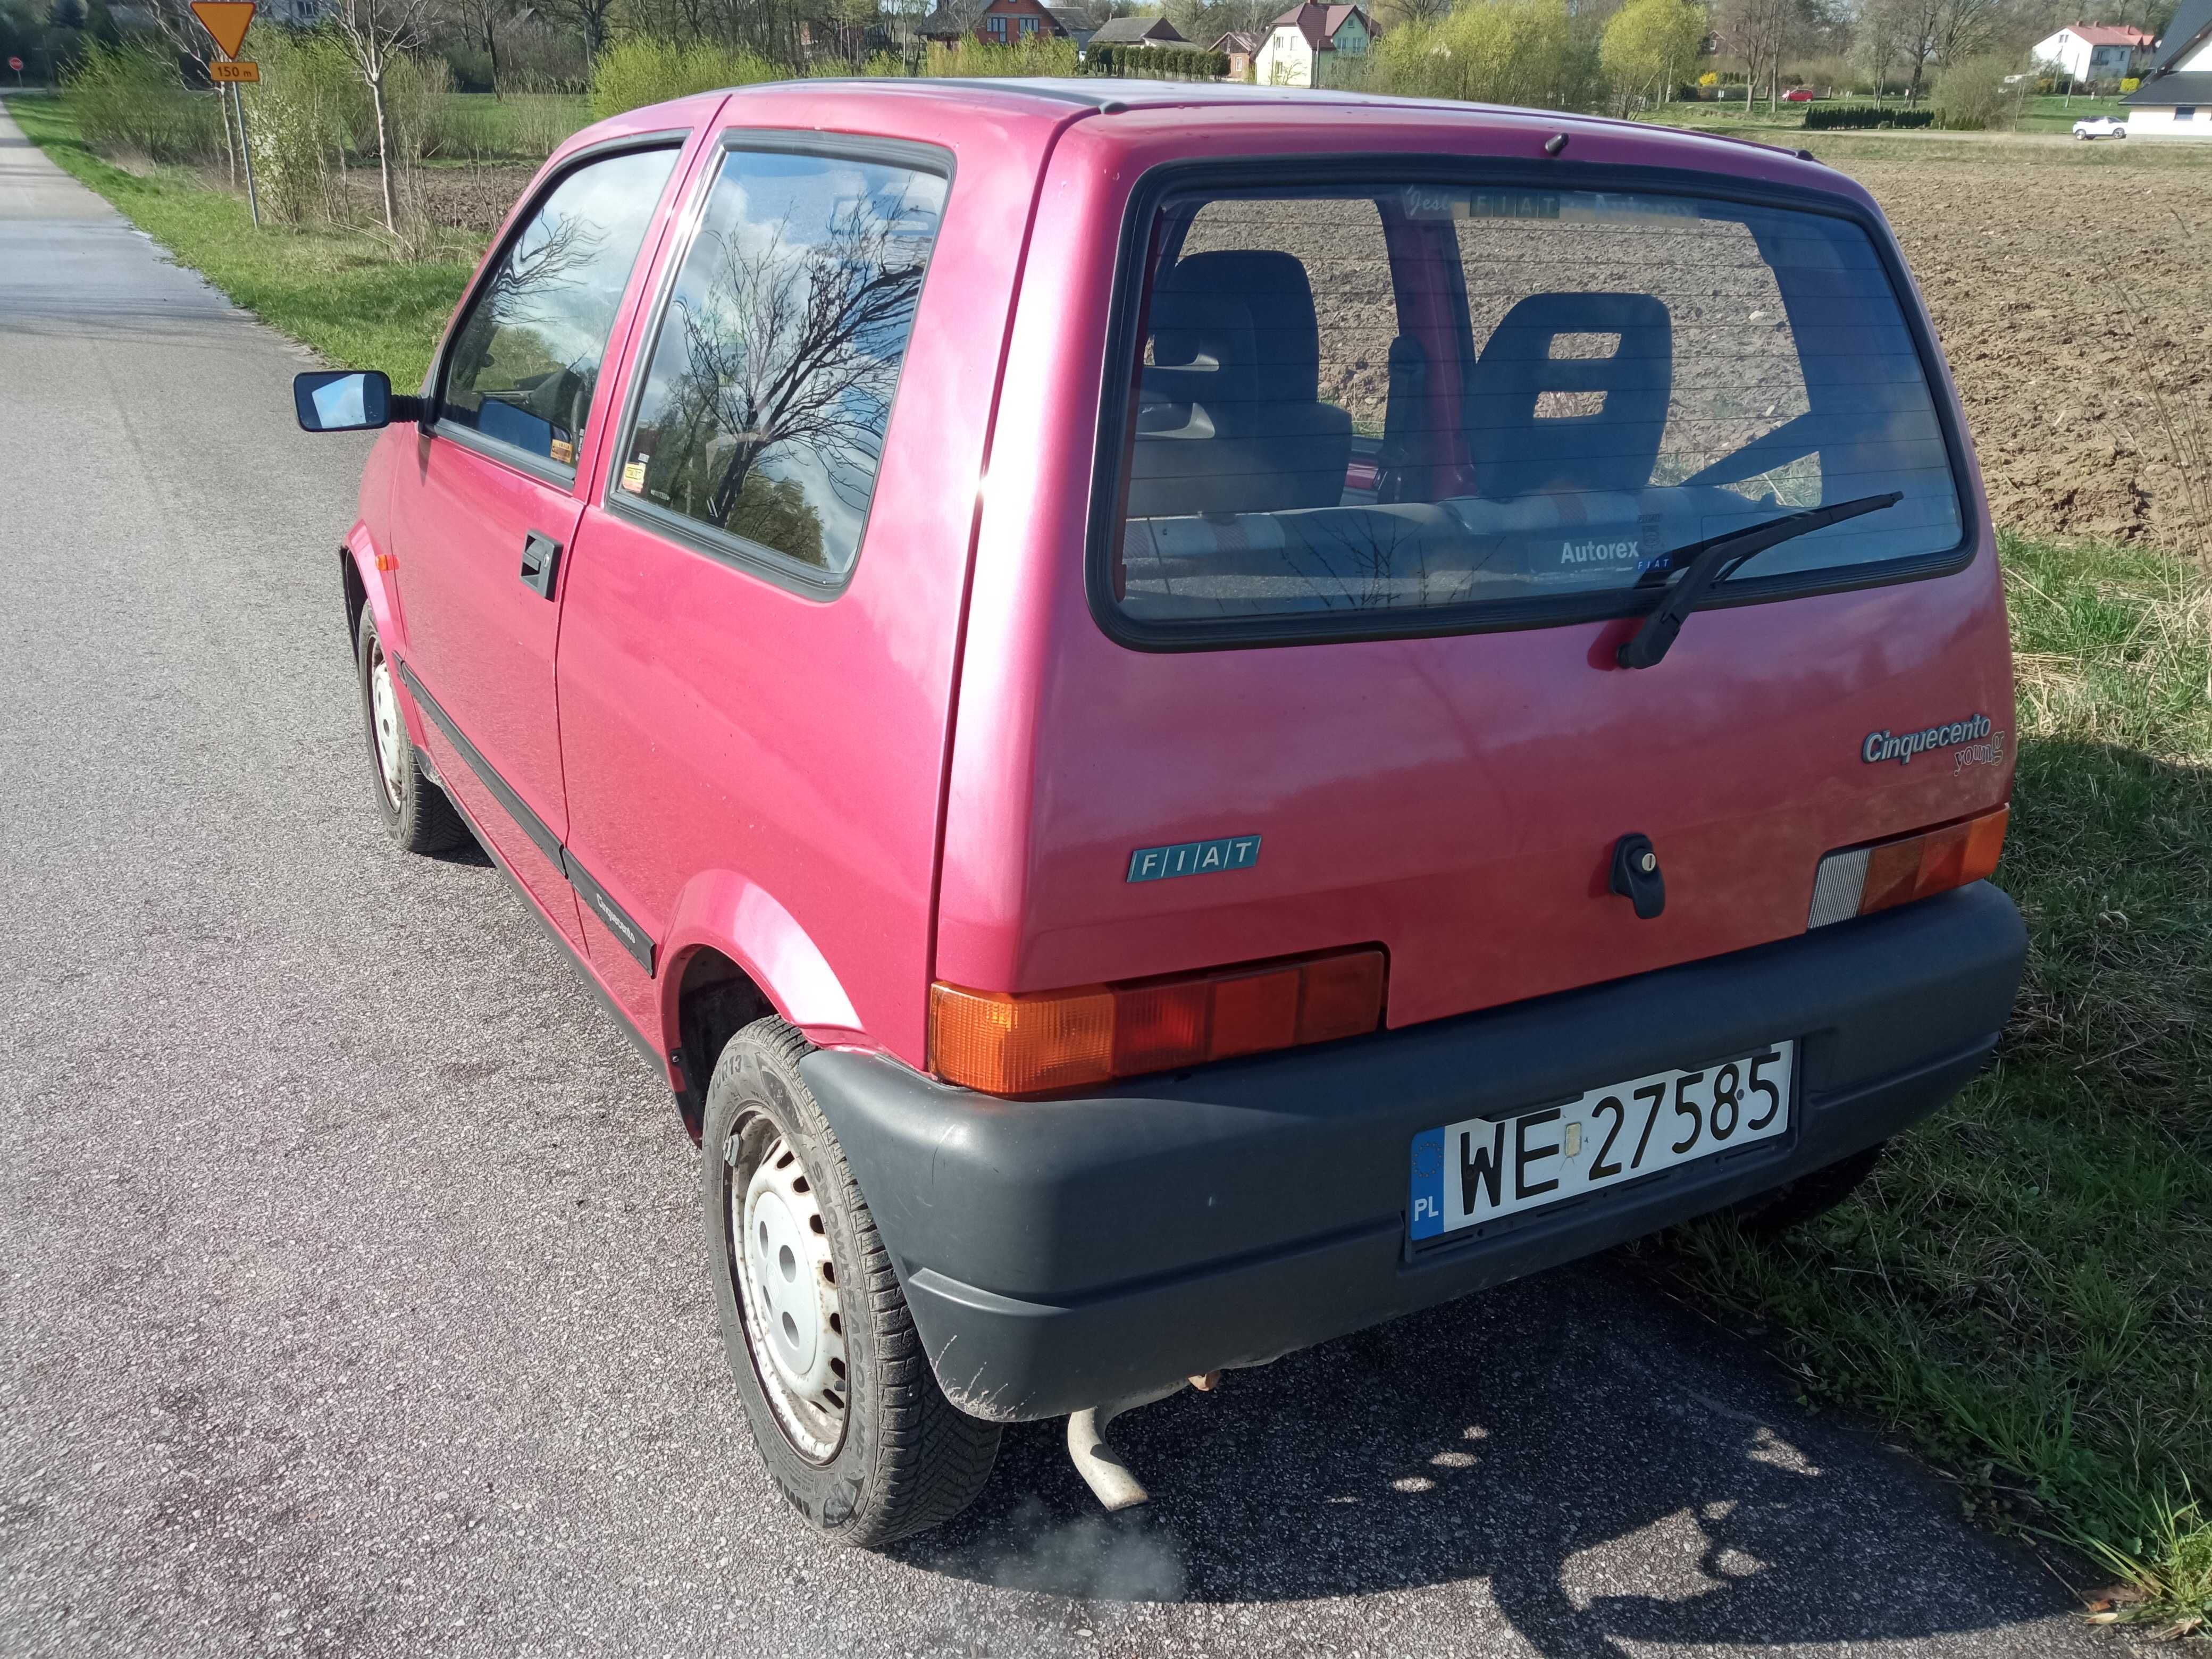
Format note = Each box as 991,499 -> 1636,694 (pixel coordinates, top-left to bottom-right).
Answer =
801,883 -> 2026,1423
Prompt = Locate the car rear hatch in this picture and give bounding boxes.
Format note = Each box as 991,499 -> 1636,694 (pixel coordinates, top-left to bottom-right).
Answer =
935,135 -> 2015,1067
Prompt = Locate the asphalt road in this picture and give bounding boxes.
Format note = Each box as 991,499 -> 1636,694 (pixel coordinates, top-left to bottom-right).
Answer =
0,98 -> 2130,1658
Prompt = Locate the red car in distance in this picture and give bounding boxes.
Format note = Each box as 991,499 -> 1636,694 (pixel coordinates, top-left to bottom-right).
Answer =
297,78 -> 2023,1545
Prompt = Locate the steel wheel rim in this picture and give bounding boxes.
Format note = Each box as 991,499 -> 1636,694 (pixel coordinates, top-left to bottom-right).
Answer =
367,644 -> 404,810
731,1126 -> 848,1462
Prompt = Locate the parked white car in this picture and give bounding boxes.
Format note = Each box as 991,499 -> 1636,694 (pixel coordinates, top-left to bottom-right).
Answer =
2073,115 -> 2129,139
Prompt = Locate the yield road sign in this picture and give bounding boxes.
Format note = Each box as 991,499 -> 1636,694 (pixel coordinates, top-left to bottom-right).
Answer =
189,1 -> 256,60
210,59 -> 260,81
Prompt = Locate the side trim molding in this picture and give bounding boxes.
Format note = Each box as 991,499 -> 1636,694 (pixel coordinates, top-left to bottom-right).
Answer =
396,659 -> 564,866
396,657 -> 658,977
567,854 -> 656,975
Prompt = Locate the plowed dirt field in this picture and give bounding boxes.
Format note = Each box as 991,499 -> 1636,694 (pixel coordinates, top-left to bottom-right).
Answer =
1809,137 -> 2210,551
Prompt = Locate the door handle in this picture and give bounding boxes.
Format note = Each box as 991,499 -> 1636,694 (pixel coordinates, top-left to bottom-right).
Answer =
519,530 -> 563,600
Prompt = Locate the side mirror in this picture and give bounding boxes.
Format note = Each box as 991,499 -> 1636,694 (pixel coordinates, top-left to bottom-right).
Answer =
294,370 -> 425,433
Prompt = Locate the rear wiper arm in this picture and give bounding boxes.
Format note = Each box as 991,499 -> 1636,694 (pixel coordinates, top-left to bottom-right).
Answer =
1615,491 -> 1903,669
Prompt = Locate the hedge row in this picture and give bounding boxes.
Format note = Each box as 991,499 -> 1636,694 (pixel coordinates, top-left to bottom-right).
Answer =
1802,105 -> 1936,129
1084,44 -> 1231,79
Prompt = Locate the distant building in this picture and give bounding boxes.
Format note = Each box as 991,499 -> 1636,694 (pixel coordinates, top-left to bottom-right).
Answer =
1254,3 -> 1375,88
1046,5 -> 1097,49
1085,15 -> 1192,50
1212,30 -> 1260,78
2030,21 -> 2155,83
919,0 -> 1071,46
2121,0 -> 2212,136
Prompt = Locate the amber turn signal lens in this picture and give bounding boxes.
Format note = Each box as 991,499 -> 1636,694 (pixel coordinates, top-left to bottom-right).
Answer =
1808,805 -> 2008,928
929,948 -> 1387,1096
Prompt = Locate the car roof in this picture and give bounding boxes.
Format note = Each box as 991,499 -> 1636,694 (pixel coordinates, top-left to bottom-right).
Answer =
560,78 -> 1853,210
721,76 -> 1826,168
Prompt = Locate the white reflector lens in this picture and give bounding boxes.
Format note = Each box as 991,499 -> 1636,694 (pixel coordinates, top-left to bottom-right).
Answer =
1807,848 -> 1872,928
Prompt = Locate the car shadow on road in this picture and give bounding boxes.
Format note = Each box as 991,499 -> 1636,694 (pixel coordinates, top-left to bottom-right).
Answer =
896,1259 -> 2080,1655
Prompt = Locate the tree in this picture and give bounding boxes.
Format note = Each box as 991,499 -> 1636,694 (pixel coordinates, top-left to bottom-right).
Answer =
1872,0 -> 2017,104
1853,0 -> 1912,97
1368,0 -> 1602,107
1601,0 -> 1705,110
545,0 -> 616,61
328,0 -> 434,233
448,0 -> 515,92
1713,0 -> 1805,110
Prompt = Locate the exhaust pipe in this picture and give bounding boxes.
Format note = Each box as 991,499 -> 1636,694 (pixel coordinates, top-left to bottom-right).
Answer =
1066,1376 -> 1216,1511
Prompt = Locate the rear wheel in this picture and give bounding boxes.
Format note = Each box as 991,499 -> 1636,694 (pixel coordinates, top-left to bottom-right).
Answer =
354,608 -> 466,855
702,1018 -> 1000,1546
1729,1142 -> 1886,1238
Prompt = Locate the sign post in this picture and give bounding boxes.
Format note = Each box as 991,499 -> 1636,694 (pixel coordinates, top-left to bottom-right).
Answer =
8,55 -> 23,87
188,1 -> 261,227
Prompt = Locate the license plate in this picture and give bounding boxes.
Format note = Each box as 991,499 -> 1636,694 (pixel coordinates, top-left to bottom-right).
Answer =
1409,1042 -> 1794,1240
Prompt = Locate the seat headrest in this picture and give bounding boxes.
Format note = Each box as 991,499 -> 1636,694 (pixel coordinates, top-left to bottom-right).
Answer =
1148,249 -> 1323,416
1465,292 -> 1673,499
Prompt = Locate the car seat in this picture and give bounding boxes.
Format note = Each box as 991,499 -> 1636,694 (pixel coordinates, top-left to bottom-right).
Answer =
1127,250 -> 1355,518
1462,292 -> 1673,501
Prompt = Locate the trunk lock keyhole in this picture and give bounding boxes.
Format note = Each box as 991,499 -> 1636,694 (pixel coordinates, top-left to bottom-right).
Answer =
1610,833 -> 1666,920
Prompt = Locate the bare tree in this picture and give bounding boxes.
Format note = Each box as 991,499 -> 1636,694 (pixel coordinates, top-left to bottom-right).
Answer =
544,0 -> 617,62
1855,0 -> 1912,97
449,0 -> 516,92
1716,0 -> 1805,108
1875,0 -> 2015,102
329,0 -> 434,233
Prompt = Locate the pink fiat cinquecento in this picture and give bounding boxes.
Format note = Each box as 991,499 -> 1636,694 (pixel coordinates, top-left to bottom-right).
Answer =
297,78 -> 2023,1545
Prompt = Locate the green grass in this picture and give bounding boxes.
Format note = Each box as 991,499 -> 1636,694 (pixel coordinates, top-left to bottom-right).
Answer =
1636,92 -> 2137,138
429,91 -> 594,163
7,94 -> 475,385
1650,533 -> 2212,1640
2017,94 -> 2132,134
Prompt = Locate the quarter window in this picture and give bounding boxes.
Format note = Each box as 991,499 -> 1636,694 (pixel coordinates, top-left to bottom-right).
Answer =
616,147 -> 948,579
440,146 -> 678,470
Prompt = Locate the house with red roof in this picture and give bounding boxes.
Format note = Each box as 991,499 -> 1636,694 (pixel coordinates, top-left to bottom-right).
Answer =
2030,21 -> 2156,84
918,0 -> 1071,47
2121,0 -> 2212,137
1254,3 -> 1376,88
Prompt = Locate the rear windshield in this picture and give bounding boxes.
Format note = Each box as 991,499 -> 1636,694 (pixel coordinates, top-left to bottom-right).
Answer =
1100,179 -> 1965,638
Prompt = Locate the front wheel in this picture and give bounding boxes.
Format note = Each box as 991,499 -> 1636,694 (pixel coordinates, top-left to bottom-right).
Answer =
354,608 -> 465,855
2113,127 -> 2126,139
702,1018 -> 1001,1546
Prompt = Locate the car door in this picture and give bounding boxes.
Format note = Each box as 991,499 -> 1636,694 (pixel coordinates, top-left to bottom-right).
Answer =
552,133 -> 983,1053
391,140 -> 685,942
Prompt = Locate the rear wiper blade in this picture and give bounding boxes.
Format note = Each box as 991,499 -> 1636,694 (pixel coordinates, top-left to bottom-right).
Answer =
1615,491 -> 1903,670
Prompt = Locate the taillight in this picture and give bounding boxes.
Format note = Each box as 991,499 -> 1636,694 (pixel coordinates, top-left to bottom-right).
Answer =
1807,806 -> 2008,928
929,948 -> 1386,1095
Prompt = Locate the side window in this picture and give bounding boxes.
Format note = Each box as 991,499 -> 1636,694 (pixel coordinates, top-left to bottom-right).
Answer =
440,146 -> 680,471
615,147 -> 948,579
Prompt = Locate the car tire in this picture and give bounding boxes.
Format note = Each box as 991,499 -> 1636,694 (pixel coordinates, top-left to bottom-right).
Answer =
2114,127 -> 2125,139
1728,1142 -> 1886,1238
701,1017 -> 1001,1546
355,608 -> 468,856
